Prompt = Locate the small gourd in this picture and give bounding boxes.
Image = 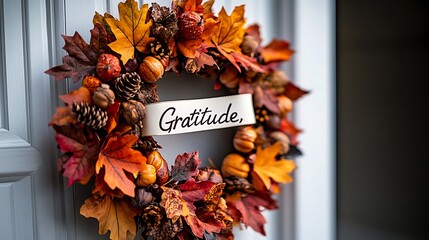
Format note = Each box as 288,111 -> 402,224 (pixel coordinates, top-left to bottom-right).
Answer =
147,150 -> 169,185
138,56 -> 164,83
233,126 -> 257,153
278,96 -> 293,116
137,164 -> 157,187
221,153 -> 250,179
82,75 -> 102,94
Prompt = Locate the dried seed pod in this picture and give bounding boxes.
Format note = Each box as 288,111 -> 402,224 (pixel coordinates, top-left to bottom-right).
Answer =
221,153 -> 250,179
121,100 -> 146,127
241,35 -> 259,57
196,167 -> 223,183
134,83 -> 160,105
233,126 -> 257,153
269,131 -> 291,155
264,70 -> 289,94
278,95 -> 293,116
137,164 -> 157,187
147,150 -> 169,185
138,56 -> 164,83
82,75 -> 102,94
96,53 -> 121,82
219,64 -> 240,89
266,114 -> 281,130
135,188 -> 154,206
93,84 -> 115,109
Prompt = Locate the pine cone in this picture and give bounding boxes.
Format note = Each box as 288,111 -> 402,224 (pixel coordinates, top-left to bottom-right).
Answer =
113,72 -> 141,100
142,203 -> 164,229
149,3 -> 178,44
150,41 -> 171,59
71,102 -> 107,129
224,177 -> 255,194
135,83 -> 160,105
148,218 -> 183,240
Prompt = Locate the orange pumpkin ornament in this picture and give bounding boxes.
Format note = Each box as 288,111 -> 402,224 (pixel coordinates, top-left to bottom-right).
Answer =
221,153 -> 250,179
136,164 -> 157,187
138,56 -> 164,83
82,75 -> 101,94
233,126 -> 258,153
147,150 -> 169,185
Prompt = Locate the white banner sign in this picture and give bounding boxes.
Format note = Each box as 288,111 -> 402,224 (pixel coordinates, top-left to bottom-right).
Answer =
142,94 -> 255,136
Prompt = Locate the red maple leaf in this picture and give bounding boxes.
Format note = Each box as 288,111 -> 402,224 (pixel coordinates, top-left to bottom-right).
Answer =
170,151 -> 201,181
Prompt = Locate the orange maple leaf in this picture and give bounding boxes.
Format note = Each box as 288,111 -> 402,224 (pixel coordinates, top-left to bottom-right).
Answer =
252,142 -> 296,190
49,107 -> 77,126
80,195 -> 136,240
206,5 -> 246,70
96,135 -> 146,197
106,0 -> 154,63
59,87 -> 92,105
261,39 -> 294,63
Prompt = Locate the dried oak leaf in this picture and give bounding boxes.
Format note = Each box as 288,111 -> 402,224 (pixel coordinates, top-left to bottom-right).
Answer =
283,81 -> 310,101
261,39 -> 294,63
96,134 -> 146,197
49,107 -> 77,126
80,195 -> 136,240
280,118 -> 302,145
45,32 -> 97,83
59,87 -> 92,106
253,142 -> 296,190
149,3 -> 178,44
106,0 -> 154,63
54,125 -> 99,186
160,187 -> 190,223
207,5 -> 246,71
226,191 -> 277,235
90,23 -> 110,53
170,151 -> 201,182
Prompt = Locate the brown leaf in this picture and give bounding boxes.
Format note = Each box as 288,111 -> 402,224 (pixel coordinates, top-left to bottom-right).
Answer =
261,39 -> 294,63
80,195 -> 136,240
49,107 -> 77,126
63,32 -> 98,65
253,86 -> 280,114
170,151 -> 201,181
45,55 -> 95,83
59,87 -> 92,106
283,82 -> 310,101
90,23 -> 110,53
160,187 -> 190,222
104,101 -> 121,134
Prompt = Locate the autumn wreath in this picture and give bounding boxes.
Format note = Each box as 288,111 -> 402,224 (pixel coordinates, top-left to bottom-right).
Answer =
46,0 -> 308,239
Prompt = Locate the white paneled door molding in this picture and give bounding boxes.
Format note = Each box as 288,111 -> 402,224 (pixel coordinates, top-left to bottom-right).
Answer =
294,0 -> 336,240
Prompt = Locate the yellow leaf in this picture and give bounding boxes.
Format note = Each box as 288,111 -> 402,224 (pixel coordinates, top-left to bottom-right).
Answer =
253,142 -> 296,190
210,5 -> 246,53
106,0 -> 154,63
160,187 -> 190,223
80,195 -> 136,240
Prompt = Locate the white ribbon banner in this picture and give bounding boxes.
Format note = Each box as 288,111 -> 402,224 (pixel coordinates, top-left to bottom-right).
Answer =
142,94 -> 255,136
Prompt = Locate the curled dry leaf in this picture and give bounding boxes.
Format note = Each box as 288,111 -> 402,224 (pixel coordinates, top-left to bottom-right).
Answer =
80,195 -> 136,240
261,39 -> 294,63
160,187 -> 190,223
170,151 -> 201,182
283,81 -> 310,101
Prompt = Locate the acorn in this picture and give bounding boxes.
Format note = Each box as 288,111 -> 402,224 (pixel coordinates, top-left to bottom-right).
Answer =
269,131 -> 290,155
221,154 -> 250,179
137,164 -> 157,187
147,150 -> 169,185
93,84 -> 115,109
121,100 -> 146,127
278,96 -> 293,116
138,56 -> 164,83
219,64 -> 240,89
241,35 -> 259,57
82,75 -> 102,94
233,126 -> 257,153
